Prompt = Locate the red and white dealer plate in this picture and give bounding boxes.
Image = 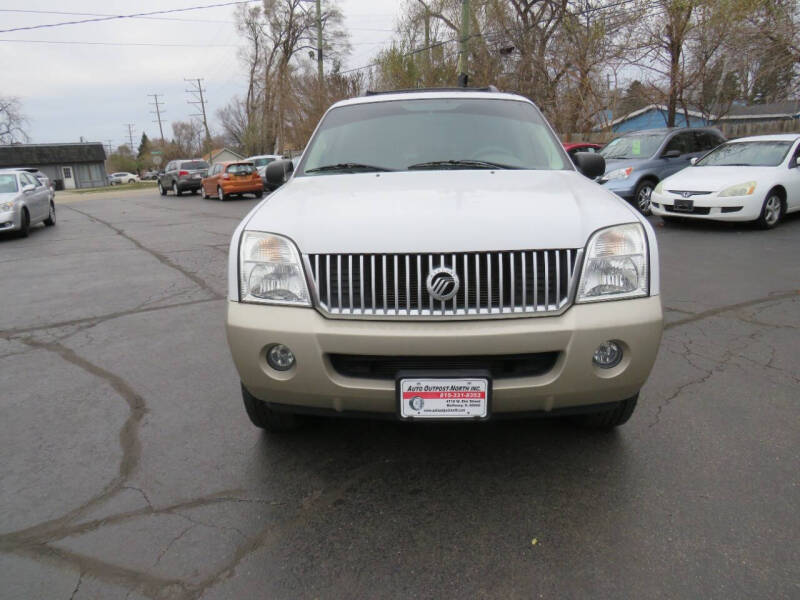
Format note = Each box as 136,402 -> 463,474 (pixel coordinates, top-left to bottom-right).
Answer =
399,378 -> 489,419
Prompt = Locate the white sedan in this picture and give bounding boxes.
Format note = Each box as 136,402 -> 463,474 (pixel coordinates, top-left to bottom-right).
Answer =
108,172 -> 140,185
651,134 -> 800,229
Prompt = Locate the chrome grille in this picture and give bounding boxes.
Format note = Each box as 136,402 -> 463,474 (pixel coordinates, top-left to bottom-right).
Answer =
305,250 -> 581,318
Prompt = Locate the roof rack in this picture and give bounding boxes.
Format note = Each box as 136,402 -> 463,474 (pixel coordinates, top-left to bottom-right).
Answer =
364,85 -> 500,96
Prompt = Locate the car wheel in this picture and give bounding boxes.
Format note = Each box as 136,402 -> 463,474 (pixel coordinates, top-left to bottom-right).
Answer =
128,179 -> 135,184
217,186 -> 226,201
570,394 -> 638,429
173,182 -> 181,196
158,182 -> 167,196
241,384 -> 300,431
44,202 -> 56,227
634,181 -> 654,215
200,186 -> 208,199
755,190 -> 784,230
18,208 -> 30,238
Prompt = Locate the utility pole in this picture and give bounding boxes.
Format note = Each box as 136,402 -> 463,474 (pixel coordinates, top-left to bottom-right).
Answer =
148,94 -> 166,142
315,0 -> 324,112
457,0 -> 470,87
424,6 -> 431,85
104,140 -> 114,156
185,78 -> 212,148
124,124 -> 135,150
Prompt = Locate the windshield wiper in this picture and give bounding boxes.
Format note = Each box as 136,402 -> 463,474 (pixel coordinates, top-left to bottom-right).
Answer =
407,159 -> 521,170
305,162 -> 394,173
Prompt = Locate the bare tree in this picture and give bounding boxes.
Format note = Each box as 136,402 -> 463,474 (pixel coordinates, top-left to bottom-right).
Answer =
0,96 -> 29,144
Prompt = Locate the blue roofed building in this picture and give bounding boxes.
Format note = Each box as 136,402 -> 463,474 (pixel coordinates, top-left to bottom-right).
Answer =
603,104 -> 710,133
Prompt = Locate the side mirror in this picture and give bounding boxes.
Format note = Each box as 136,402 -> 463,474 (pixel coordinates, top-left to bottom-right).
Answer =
572,152 -> 605,179
663,149 -> 681,159
22,184 -> 36,193
689,157 -> 698,165
265,159 -> 294,188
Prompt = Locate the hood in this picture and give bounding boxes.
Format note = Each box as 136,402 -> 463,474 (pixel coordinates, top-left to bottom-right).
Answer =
244,170 -> 639,254
602,157 -> 648,175
660,165 -> 778,192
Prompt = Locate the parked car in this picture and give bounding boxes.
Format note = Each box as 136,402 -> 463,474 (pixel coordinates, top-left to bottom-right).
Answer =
598,127 -> 725,214
226,88 -> 663,432
563,142 -> 603,161
651,133 -> 800,229
244,154 -> 280,177
0,169 -> 56,237
157,159 -> 209,196
201,161 -> 263,201
142,170 -> 159,180
13,167 -> 54,201
109,172 -> 140,185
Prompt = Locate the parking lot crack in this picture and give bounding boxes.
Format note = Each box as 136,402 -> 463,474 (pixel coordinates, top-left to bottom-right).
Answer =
665,290 -> 800,330
62,205 -> 224,300
68,571 -> 83,600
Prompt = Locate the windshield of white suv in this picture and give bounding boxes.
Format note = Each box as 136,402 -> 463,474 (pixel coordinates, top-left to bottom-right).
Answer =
600,133 -> 664,159
297,98 -> 570,174
695,141 -> 793,167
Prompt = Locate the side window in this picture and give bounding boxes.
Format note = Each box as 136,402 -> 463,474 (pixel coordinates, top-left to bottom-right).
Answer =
664,133 -> 692,155
694,131 -> 721,152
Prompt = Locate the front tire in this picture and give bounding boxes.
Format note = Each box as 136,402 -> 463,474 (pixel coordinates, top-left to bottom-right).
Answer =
44,202 -> 56,226
571,394 -> 638,429
241,384 -> 299,431
158,182 -> 167,196
634,181 -> 655,215
18,208 -> 30,238
755,190 -> 783,229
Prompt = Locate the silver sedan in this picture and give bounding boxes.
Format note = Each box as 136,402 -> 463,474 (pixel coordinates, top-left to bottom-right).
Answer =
0,169 -> 56,238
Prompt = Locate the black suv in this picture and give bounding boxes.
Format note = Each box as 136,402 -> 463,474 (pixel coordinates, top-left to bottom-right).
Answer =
158,159 -> 209,196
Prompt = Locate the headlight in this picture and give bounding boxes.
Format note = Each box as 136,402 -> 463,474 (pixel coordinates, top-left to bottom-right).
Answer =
0,201 -> 14,212
604,167 -> 633,181
239,232 -> 310,305
718,181 -> 756,197
654,181 -> 664,194
577,223 -> 648,303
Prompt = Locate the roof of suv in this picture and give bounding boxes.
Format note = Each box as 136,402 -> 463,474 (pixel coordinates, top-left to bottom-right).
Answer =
331,88 -> 531,110
621,126 -> 723,136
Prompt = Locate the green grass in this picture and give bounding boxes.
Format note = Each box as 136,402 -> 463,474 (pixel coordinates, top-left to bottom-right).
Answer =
65,181 -> 157,195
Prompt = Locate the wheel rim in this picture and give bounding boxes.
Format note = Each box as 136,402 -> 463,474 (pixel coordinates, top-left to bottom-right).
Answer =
218,187 -> 224,201
173,183 -> 178,194
638,185 -> 653,212
764,195 -> 781,225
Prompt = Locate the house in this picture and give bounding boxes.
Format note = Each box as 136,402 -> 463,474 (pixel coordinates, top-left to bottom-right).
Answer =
601,104 -> 711,133
715,101 -> 800,137
0,142 -> 107,189
202,148 -> 244,165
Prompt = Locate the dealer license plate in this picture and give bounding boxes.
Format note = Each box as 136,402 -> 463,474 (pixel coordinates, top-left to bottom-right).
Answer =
399,377 -> 489,419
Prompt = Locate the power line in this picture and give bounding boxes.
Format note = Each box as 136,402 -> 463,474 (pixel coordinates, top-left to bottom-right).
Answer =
0,8 -> 236,24
148,94 -> 167,142
0,39 -> 237,48
0,1 -> 259,34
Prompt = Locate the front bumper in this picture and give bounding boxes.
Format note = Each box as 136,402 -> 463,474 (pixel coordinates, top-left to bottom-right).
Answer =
598,177 -> 637,200
226,297 -> 663,416
651,191 -> 760,221
0,208 -> 19,232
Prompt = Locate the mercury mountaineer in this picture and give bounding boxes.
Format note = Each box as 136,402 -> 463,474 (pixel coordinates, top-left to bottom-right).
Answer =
225,88 -> 663,431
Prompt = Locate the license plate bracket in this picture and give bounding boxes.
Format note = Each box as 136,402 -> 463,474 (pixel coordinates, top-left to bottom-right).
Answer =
673,198 -> 694,211
396,370 -> 491,421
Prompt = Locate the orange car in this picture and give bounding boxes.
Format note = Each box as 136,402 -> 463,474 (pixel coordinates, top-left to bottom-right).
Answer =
200,161 -> 263,201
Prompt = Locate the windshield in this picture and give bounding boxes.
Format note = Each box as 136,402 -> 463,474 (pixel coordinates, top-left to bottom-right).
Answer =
600,133 -> 664,159
298,98 -> 569,174
0,174 -> 19,193
695,141 -> 793,167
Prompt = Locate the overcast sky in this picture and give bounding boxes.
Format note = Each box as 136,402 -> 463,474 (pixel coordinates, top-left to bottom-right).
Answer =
1,0 -> 400,146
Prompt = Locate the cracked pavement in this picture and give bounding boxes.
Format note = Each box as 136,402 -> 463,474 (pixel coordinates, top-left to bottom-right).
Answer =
0,188 -> 798,599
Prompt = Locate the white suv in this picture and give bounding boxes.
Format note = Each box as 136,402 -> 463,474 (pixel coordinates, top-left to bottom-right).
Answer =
226,89 -> 663,431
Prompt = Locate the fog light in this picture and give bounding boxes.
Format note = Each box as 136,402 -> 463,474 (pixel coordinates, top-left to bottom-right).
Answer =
267,344 -> 295,371
593,341 -> 623,369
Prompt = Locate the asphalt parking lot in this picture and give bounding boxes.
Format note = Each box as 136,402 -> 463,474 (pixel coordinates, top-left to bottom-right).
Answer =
1,186 -> 798,599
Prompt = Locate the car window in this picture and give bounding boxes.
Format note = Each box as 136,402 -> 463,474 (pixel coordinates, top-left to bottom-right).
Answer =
664,132 -> 694,155
0,173 -> 19,193
600,133 -> 664,159
251,157 -> 275,167
299,98 -> 569,174
181,161 -> 209,170
695,141 -> 794,167
226,163 -> 256,175
693,131 -> 721,152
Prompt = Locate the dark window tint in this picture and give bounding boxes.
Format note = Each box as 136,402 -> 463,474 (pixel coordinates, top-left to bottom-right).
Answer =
664,132 -> 694,155
181,161 -> 209,170
694,131 -> 723,152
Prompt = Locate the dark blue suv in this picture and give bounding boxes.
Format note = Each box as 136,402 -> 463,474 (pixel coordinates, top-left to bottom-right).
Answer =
598,127 -> 725,214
